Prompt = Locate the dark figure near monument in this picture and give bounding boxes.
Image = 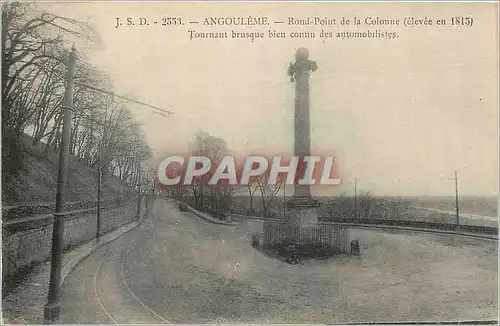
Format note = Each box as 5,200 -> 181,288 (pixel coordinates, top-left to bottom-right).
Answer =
178,203 -> 188,211
350,240 -> 360,255
286,253 -> 301,265
279,239 -> 301,264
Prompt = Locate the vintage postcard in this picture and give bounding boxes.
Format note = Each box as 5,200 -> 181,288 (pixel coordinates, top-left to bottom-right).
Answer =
1,1 -> 498,325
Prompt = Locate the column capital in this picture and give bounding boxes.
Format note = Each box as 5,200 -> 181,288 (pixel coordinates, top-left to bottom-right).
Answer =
288,48 -> 318,82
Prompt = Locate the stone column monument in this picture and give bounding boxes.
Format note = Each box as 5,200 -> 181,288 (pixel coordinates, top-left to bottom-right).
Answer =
286,47 -> 319,227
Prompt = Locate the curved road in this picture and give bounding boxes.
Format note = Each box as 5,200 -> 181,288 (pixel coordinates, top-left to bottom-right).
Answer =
60,198 -> 498,324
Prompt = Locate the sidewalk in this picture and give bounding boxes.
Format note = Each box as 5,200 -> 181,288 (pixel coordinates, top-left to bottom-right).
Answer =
1,220 -> 141,324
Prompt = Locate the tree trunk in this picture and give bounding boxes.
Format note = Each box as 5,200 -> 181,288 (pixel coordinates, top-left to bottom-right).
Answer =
44,114 -> 62,155
248,188 -> 254,212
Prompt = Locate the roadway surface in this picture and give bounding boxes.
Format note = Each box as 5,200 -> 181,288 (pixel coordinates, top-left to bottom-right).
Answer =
60,198 -> 498,324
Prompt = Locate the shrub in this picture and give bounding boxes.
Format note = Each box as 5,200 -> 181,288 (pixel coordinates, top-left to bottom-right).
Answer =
251,233 -> 260,248
178,203 -> 188,212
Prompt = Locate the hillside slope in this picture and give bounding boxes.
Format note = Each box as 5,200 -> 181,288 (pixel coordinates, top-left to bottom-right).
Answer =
2,134 -> 136,208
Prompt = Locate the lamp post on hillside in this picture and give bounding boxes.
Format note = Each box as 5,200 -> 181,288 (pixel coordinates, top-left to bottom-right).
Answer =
44,45 -> 77,323
353,178 -> 358,219
283,184 -> 286,217
96,148 -> 102,242
137,166 -> 142,219
136,168 -> 153,219
96,81 -> 112,243
454,170 -> 460,230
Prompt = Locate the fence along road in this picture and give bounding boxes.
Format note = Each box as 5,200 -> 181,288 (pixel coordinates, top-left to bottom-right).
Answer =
229,213 -> 499,241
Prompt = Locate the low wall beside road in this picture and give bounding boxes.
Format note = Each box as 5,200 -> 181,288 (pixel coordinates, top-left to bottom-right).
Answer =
228,213 -> 498,236
2,197 -> 144,286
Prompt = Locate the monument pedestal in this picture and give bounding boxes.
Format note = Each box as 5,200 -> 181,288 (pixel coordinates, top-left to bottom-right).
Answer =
263,197 -> 319,247
285,196 -> 319,227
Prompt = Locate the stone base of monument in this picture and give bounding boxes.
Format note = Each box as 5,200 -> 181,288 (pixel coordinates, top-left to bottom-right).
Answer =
285,196 -> 320,227
257,197 -> 350,263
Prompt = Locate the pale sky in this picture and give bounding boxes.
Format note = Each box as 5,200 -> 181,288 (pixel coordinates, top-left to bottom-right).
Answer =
44,2 -> 498,196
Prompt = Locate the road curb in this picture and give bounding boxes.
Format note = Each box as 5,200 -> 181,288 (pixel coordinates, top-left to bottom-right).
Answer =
343,223 -> 499,240
230,213 -> 498,240
168,198 -> 235,226
60,218 -> 144,287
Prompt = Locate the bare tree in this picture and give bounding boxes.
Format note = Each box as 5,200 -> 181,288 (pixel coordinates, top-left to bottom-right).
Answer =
1,2 -> 155,205
256,172 -> 285,218
246,176 -> 259,213
2,2 -> 96,140
187,130 -> 228,211
1,2 -> 99,200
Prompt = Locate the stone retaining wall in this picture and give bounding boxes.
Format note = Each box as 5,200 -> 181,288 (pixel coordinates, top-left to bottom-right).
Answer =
2,198 -> 142,282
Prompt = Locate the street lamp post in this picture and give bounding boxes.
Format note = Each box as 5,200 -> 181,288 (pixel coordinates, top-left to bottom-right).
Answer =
44,45 -> 77,322
354,178 -> 358,219
455,170 -> 460,230
96,148 -> 102,242
137,166 -> 142,219
283,184 -> 286,217
96,85 -> 111,242
443,171 -> 461,231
